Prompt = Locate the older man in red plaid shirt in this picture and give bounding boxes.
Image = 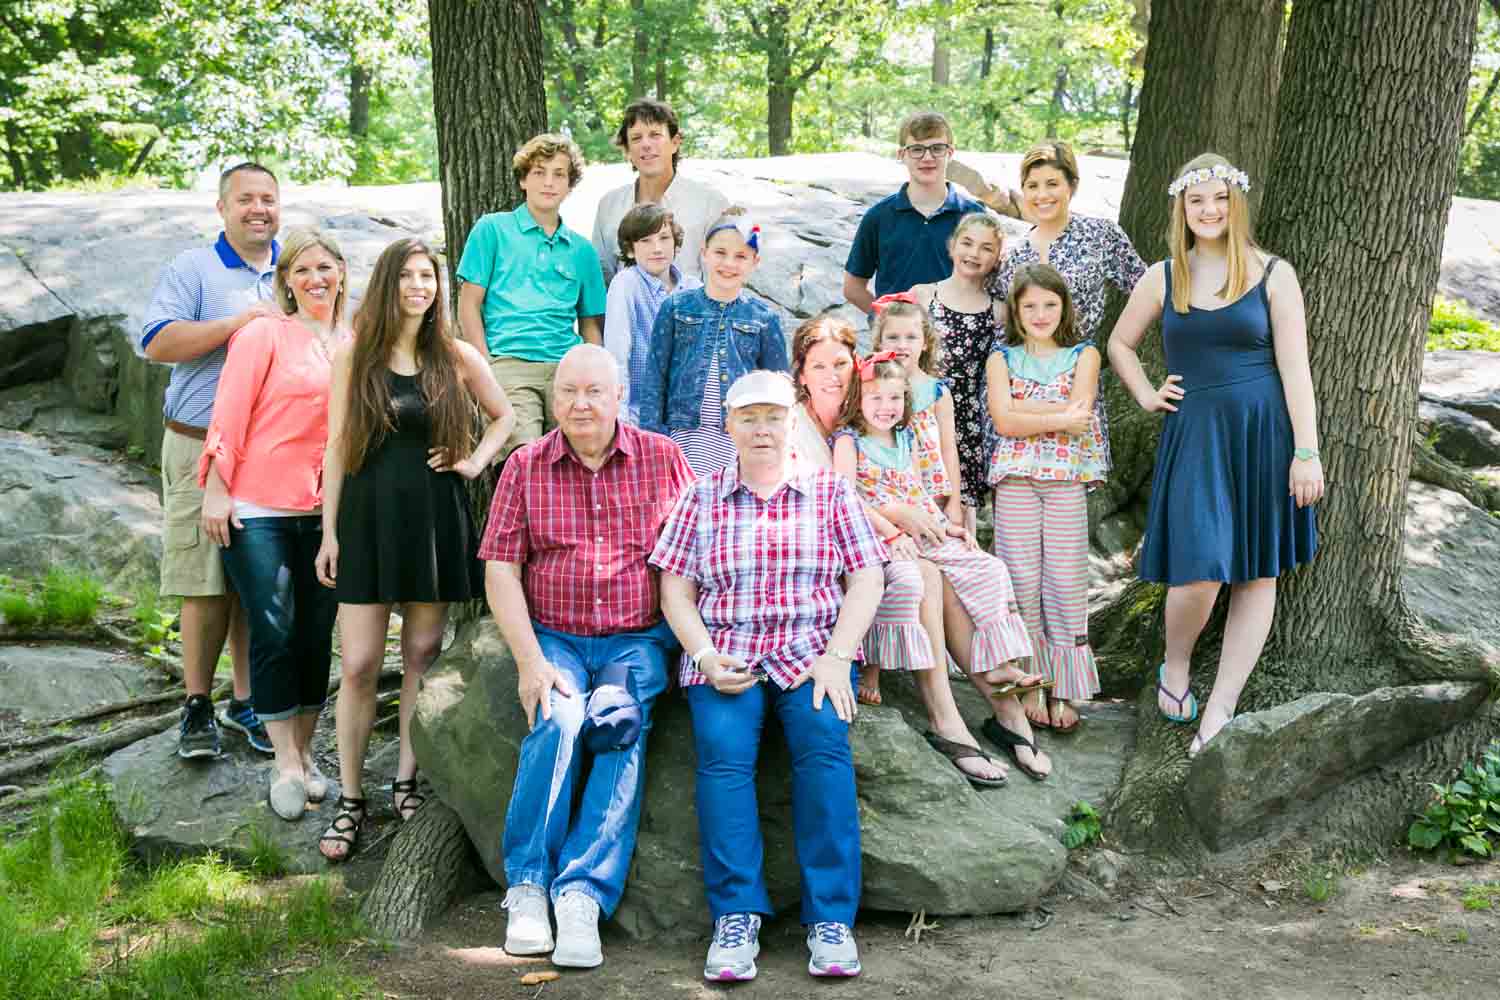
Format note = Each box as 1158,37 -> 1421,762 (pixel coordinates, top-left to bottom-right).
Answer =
480,343 -> 692,970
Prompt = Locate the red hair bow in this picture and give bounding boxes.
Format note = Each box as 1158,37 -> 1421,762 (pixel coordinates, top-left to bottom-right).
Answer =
858,350 -> 901,381
871,292 -> 919,315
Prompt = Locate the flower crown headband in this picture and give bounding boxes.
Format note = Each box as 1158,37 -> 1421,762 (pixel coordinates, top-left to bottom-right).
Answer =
705,217 -> 761,253
1167,162 -> 1251,198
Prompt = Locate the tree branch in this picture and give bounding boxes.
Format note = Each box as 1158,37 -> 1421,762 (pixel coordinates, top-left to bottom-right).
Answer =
1465,69 -> 1500,137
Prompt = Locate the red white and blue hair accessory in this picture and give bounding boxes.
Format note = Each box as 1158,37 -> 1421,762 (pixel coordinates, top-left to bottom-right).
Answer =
870,291 -> 919,315
1168,162 -> 1251,198
705,217 -> 761,253
857,349 -> 901,381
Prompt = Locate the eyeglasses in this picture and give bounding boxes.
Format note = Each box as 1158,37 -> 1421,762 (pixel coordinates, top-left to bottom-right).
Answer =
900,143 -> 953,160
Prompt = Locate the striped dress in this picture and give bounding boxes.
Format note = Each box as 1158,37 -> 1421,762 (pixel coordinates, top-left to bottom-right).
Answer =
987,342 -> 1105,702
842,428 -> 1031,677
670,352 -> 738,479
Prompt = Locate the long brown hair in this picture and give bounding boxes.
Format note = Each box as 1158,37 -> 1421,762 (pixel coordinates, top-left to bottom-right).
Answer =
872,300 -> 942,376
790,314 -> 858,405
840,358 -> 914,434
344,239 -> 474,474
1005,263 -> 1082,348
1167,152 -> 1259,314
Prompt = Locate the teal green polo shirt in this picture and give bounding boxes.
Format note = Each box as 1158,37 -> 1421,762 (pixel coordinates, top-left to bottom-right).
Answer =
455,204 -> 608,361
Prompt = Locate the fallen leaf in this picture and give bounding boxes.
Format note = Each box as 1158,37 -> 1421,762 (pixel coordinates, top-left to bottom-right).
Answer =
520,971 -> 560,985
1258,880 -> 1287,893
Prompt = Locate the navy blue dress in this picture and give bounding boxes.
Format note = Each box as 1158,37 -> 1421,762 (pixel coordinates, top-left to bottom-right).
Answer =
1137,259 -> 1317,585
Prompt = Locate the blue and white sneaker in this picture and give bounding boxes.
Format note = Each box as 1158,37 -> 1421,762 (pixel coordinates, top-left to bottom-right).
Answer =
704,912 -> 761,982
806,921 -> 861,977
219,698 -> 273,755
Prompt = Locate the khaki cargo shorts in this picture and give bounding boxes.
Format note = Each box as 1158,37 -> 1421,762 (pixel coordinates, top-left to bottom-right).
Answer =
490,357 -> 560,460
159,426 -> 227,598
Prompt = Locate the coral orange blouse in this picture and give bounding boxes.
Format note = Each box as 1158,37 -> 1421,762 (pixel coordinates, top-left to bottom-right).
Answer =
197,315 -> 338,511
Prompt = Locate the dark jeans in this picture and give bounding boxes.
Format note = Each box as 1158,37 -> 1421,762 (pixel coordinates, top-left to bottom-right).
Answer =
219,515 -> 337,721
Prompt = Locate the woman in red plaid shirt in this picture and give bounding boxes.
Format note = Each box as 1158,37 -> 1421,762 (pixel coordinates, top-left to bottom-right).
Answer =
650,370 -> 886,983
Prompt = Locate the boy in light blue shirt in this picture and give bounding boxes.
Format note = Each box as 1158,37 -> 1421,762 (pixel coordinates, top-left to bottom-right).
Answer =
603,203 -> 702,423
456,133 -> 607,457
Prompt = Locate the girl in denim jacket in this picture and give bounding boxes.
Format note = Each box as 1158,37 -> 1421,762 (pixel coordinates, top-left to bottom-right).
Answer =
639,207 -> 788,477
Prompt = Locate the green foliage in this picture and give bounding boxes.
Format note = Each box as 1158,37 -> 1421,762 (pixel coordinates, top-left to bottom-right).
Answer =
132,586 -> 180,661
1458,2 -> 1500,200
0,782 -> 372,998
1062,800 -> 1102,849
0,587 -> 41,629
1461,882 -> 1500,911
1428,296 -> 1500,351
40,568 -> 103,626
242,824 -> 292,878
1407,741 -> 1500,861
1303,871 -> 1338,903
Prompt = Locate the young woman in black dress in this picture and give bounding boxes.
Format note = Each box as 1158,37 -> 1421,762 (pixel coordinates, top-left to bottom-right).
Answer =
315,238 -> 514,860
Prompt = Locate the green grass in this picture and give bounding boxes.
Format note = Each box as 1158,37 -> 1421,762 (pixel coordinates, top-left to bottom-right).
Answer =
1429,296 -> 1500,351
1461,882 -> 1500,911
0,568 -> 104,629
0,588 -> 41,628
0,782 -> 379,999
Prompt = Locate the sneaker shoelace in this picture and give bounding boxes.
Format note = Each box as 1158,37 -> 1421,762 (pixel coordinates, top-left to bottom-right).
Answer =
715,914 -> 755,948
811,921 -> 847,945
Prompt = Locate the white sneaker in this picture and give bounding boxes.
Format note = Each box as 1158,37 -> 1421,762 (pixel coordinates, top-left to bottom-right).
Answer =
806,921 -> 861,977
704,912 -> 761,982
502,884 -> 553,956
551,891 -> 603,968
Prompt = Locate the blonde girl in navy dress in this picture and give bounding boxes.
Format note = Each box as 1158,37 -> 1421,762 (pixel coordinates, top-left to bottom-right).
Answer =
1108,153 -> 1323,758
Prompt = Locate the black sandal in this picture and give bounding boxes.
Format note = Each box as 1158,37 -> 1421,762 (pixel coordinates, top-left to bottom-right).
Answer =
318,795 -> 366,862
981,717 -> 1050,782
392,772 -> 427,822
924,731 -> 1008,788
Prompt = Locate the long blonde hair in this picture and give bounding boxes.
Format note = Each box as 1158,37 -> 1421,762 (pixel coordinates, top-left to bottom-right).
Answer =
1166,152 -> 1259,314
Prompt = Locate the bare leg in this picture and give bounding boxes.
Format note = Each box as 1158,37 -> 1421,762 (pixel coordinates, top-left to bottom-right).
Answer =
179,594 -> 231,698
1194,579 -> 1276,750
910,560 -> 1006,782
266,718 -> 304,783
395,602 -> 449,790
946,579 -> 1051,777
1159,580 -> 1221,717
332,603 -> 391,800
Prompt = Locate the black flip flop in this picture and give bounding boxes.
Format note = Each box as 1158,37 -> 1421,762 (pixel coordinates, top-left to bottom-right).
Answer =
924,731 -> 1008,788
981,717 -> 1049,781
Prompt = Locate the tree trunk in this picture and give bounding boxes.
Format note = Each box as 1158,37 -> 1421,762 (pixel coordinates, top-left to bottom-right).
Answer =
931,2 -> 952,86
428,0 -> 547,279
630,0 -> 650,98
349,60 -> 372,138
1097,0 -> 1285,519
764,10 -> 795,155
360,800 -> 487,939
655,25 -> 671,100
1258,0 -> 1483,672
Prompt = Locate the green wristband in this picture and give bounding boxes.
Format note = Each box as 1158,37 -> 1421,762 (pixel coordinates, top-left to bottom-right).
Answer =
1293,447 -> 1319,461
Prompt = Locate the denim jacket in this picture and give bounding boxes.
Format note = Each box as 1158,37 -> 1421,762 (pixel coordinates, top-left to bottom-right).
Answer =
639,287 -> 788,434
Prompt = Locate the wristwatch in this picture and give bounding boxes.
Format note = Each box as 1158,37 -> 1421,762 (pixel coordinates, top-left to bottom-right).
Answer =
1293,447 -> 1320,461
691,645 -> 716,668
825,645 -> 855,662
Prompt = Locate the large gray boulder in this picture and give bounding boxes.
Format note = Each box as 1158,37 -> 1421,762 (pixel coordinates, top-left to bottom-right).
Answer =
1402,480 -> 1500,656
412,618 -> 1134,940
1418,400 -> 1500,468
0,644 -> 162,720
1185,682 -> 1490,851
1421,350 -> 1500,430
0,431 -> 161,593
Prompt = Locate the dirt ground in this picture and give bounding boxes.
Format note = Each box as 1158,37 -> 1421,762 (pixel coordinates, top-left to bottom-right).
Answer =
345,854 -> 1500,1000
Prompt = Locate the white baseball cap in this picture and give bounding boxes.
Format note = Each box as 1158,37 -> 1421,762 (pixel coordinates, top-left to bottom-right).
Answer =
724,370 -> 796,411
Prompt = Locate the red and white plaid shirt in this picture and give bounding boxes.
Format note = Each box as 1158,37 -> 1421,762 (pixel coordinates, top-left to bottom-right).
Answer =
479,422 -> 693,636
648,463 -> 887,689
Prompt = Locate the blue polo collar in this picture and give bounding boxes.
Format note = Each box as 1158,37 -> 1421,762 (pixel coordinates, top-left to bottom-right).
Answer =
515,203 -> 573,243
214,232 -> 280,270
639,263 -> 684,295
893,182 -> 966,218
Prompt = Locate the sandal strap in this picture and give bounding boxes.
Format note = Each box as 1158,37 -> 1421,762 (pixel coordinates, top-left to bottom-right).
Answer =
320,797 -> 367,846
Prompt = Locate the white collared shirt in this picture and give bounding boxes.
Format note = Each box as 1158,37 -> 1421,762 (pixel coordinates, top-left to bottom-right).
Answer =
591,170 -> 731,284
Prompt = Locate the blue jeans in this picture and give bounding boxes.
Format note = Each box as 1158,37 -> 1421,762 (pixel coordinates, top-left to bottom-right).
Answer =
685,676 -> 862,926
502,619 -> 674,915
218,515 -> 337,721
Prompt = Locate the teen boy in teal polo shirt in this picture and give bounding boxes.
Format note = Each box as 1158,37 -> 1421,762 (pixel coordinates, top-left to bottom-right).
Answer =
458,134 -> 607,458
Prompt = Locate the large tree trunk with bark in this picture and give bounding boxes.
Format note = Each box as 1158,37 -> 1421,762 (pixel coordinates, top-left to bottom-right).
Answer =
429,0 -> 547,273
1097,0 -> 1285,520
1257,0 -> 1484,680
360,801 -> 487,939
349,61 -> 372,139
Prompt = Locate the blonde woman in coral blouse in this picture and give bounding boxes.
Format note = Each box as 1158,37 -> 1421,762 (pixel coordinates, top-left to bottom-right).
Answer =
198,228 -> 347,822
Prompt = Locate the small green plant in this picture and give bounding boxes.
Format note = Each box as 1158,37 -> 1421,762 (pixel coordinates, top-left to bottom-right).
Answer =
39,567 -> 103,626
1428,296 -> 1500,351
243,823 -> 291,877
1461,882 -> 1500,911
1407,740 -> 1500,861
0,586 -> 42,628
1062,800 -> 1102,849
1303,871 -> 1338,903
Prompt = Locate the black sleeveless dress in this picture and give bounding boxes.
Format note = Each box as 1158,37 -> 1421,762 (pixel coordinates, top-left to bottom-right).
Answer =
334,370 -> 484,604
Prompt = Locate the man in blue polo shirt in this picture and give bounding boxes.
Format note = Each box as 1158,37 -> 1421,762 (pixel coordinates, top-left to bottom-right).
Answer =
843,111 -> 986,314
457,133 -> 608,459
140,162 -> 279,762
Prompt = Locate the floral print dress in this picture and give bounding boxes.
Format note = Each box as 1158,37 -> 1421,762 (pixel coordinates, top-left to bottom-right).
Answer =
931,295 -> 1000,509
